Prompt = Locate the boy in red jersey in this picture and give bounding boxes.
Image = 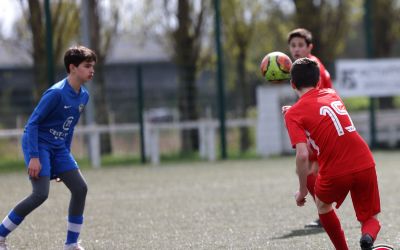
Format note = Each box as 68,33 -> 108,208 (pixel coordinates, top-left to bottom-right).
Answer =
288,28 -> 332,89
287,28 -> 332,228
284,57 -> 381,250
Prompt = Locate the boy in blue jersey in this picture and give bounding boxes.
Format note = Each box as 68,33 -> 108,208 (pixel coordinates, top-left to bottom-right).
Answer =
0,46 -> 96,250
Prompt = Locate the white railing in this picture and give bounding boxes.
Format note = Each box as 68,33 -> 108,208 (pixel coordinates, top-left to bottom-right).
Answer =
144,119 -> 256,165
0,119 -> 256,166
1,112 -> 400,166
350,110 -> 400,148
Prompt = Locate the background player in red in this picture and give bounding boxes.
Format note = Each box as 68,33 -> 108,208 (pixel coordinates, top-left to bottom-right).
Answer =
284,57 -> 381,250
288,28 -> 332,89
287,27 -> 333,228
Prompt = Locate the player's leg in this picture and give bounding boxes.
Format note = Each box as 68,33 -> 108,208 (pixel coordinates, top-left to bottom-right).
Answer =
13,176 -> 51,216
306,163 -> 318,199
304,161 -> 323,228
58,169 -> 88,250
315,197 -> 349,250
350,168 -> 381,250
359,216 -> 379,250
0,176 -> 50,239
53,147 -> 87,250
315,174 -> 351,250
0,140 -> 51,248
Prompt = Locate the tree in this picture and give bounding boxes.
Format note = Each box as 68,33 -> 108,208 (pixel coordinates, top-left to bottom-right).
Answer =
163,0 -> 209,153
23,0 -> 80,101
131,0 -> 211,154
220,0 -> 293,152
292,0 -> 353,66
370,0 -> 400,109
85,0 -> 119,155
220,0 -> 261,152
343,0 -> 400,109
26,0 -> 47,101
371,0 -> 400,57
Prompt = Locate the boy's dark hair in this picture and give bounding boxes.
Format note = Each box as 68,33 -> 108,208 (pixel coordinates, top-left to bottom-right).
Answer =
287,28 -> 313,46
64,46 -> 97,73
290,57 -> 320,90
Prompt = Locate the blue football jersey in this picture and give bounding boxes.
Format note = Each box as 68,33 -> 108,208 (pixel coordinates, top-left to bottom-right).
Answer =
24,78 -> 89,158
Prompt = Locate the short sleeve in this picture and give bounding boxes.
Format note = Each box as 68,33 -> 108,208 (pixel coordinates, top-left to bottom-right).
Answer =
284,110 -> 308,148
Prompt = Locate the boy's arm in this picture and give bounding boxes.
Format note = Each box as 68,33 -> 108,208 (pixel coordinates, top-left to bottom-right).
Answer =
26,90 -> 61,157
282,105 -> 291,115
294,142 -> 310,206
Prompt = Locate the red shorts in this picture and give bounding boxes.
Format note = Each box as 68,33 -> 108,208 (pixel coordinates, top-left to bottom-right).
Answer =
315,167 -> 381,222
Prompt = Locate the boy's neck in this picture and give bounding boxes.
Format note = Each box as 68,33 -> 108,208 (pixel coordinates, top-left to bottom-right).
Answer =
67,75 -> 83,93
296,87 -> 314,97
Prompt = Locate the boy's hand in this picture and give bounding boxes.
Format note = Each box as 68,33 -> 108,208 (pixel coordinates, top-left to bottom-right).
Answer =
294,190 -> 307,207
282,105 -> 291,115
28,158 -> 41,179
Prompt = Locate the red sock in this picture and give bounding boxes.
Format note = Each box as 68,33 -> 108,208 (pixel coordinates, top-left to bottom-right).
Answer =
361,217 -> 381,241
319,210 -> 349,250
306,173 -> 316,200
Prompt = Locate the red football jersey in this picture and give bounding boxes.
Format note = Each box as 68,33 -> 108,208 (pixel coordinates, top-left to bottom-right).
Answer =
284,88 -> 374,178
309,54 -> 332,89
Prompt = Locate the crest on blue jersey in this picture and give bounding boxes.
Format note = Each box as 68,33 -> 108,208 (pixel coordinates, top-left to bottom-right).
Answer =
79,104 -> 85,113
63,116 -> 74,130
372,244 -> 394,250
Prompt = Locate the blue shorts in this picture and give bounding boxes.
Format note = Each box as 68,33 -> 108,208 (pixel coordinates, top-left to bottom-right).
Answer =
22,134 -> 79,179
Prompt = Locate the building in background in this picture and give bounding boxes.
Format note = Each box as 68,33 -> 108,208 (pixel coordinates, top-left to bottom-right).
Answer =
0,34 -> 219,128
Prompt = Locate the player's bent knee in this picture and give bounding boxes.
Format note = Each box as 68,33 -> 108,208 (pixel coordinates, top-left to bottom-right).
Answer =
32,192 -> 49,206
80,183 -> 88,197
315,196 -> 332,214
72,182 -> 88,197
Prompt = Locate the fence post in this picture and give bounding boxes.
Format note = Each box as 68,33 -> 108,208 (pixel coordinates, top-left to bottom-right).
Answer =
150,126 -> 160,165
16,115 -> 24,158
89,125 -> 101,168
388,125 -> 396,148
207,120 -> 216,161
144,122 -> 151,159
199,120 -> 207,159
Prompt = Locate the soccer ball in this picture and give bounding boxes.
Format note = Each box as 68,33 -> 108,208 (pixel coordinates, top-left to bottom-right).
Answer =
260,51 -> 292,83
